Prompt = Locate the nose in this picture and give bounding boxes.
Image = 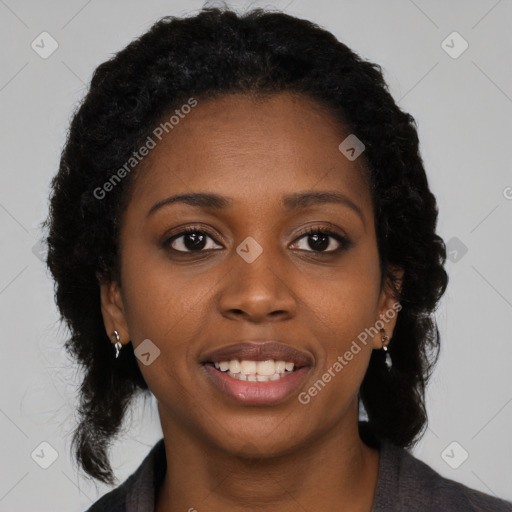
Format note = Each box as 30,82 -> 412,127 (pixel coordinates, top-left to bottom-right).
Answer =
218,245 -> 297,323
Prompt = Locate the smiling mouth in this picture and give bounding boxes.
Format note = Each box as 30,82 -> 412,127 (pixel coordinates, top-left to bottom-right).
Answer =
203,359 -> 302,382
200,341 -> 313,404
202,360 -> 311,406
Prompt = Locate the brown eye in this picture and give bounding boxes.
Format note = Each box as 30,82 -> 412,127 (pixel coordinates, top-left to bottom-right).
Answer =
164,228 -> 223,253
291,227 -> 352,254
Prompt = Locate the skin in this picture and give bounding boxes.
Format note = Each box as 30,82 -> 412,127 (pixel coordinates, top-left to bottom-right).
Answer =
99,92 -> 403,512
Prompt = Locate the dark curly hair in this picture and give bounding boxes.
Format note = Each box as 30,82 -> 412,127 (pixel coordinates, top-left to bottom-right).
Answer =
42,5 -> 448,486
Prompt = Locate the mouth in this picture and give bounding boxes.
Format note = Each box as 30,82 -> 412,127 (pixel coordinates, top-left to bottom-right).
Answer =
200,341 -> 313,405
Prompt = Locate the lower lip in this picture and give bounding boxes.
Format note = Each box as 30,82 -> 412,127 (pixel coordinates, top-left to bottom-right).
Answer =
203,364 -> 310,406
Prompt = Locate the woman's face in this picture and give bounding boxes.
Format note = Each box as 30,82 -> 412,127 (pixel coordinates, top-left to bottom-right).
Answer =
100,92 -> 401,456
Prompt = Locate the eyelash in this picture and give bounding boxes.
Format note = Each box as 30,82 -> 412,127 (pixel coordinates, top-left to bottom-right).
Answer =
162,224 -> 352,255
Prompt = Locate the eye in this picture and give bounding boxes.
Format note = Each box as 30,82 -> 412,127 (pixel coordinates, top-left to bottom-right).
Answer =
162,225 -> 352,255
164,226 -> 223,253
291,227 -> 352,254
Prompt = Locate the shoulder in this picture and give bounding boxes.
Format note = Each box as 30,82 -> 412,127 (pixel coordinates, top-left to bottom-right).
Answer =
84,485 -> 126,512
84,438 -> 166,512
84,469 -> 133,512
374,440 -> 512,512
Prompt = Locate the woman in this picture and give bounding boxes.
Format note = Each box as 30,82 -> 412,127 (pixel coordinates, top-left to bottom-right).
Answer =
43,6 -> 512,512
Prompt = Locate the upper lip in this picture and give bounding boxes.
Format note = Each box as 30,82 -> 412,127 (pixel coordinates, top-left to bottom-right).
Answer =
201,341 -> 314,367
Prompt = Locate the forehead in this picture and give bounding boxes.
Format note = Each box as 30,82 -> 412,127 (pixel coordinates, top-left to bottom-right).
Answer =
127,92 -> 372,216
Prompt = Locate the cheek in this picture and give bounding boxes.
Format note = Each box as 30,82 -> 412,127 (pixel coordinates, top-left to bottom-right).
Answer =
120,243 -> 207,341
300,282 -> 377,417
305,245 -> 382,345
118,240 -> 227,391
119,257 -> 204,409
298,246 -> 381,406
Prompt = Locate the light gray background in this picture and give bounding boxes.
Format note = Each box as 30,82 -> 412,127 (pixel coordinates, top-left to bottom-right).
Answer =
1,0 -> 511,510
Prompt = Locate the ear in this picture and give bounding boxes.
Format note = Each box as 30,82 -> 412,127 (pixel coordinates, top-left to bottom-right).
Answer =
97,274 -> 131,348
371,266 -> 403,350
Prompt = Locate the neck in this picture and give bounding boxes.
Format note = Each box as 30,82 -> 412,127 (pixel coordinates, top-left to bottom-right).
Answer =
156,400 -> 380,512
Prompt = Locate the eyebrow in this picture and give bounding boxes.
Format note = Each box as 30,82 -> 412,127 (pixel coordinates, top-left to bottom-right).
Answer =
146,191 -> 365,228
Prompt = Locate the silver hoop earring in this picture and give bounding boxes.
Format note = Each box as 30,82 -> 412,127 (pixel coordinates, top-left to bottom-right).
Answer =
380,328 -> 392,370
111,330 -> 122,358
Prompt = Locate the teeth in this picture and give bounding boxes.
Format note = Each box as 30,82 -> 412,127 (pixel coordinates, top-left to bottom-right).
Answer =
229,359 -> 241,374
240,360 -> 257,375
275,360 -> 286,373
256,360 -> 276,376
211,359 -> 297,381
226,369 -> 285,382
